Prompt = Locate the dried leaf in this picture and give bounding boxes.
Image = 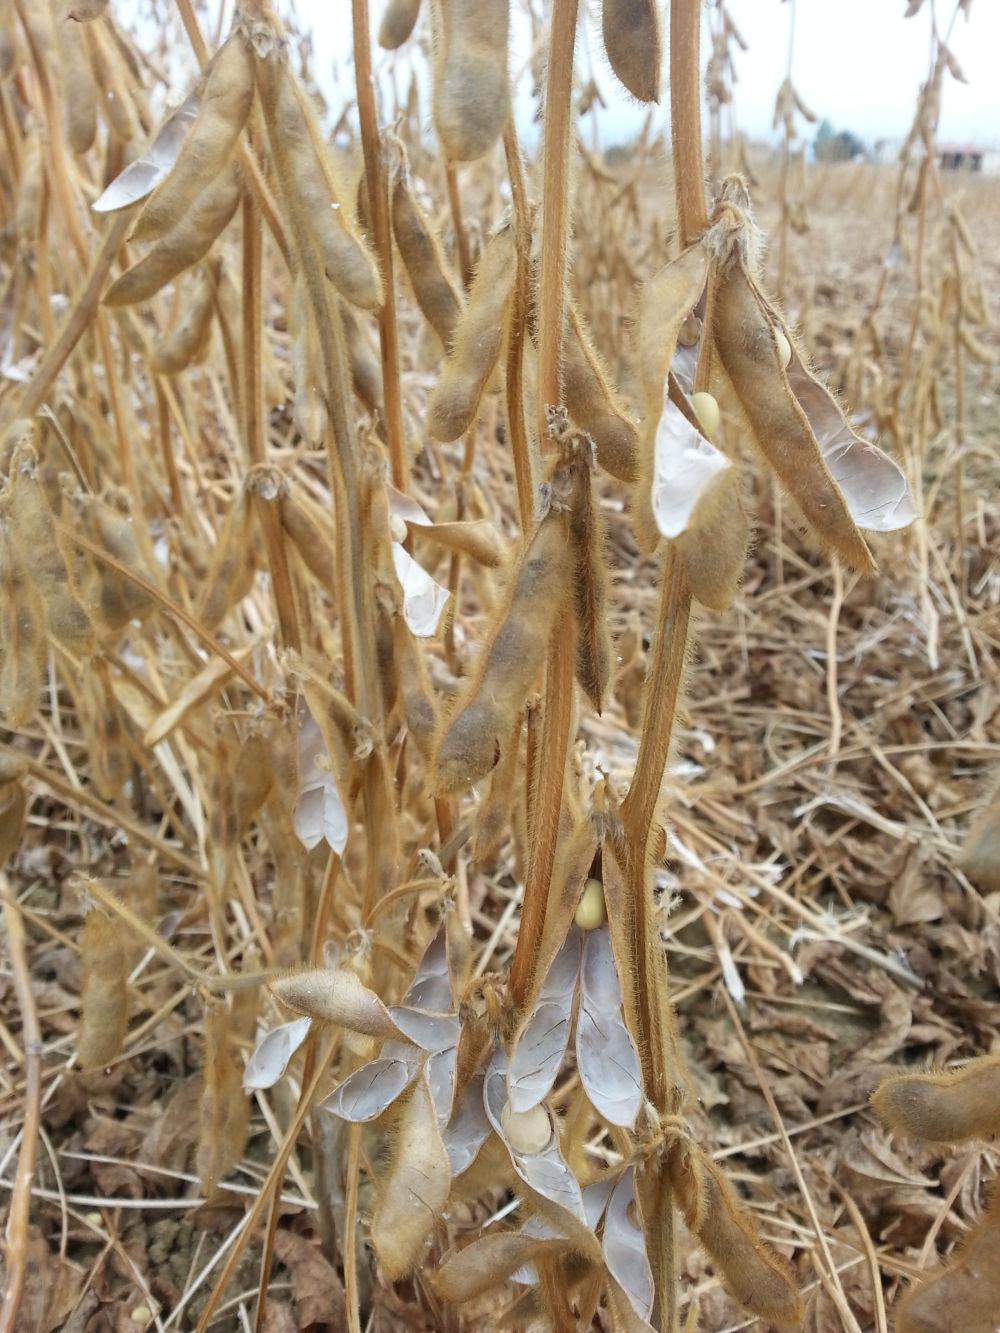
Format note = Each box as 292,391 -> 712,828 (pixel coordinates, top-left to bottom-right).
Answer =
271,1228 -> 347,1329
242,1016 -> 311,1091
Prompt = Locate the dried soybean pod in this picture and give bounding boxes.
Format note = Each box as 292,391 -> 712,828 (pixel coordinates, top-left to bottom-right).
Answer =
0,778 -> 27,865
104,164 -> 242,307
434,500 -> 571,793
290,278 -> 326,446
672,1146 -> 802,1327
679,467 -> 749,611
427,223 -> 515,441
389,602 -> 440,760
713,257 -> 876,575
124,856 -> 158,969
959,780 -> 1000,892
198,483 -> 256,629
278,486 -> 337,597
151,266 -> 217,374
78,668 -> 128,800
563,443 -> 612,711
562,303 -> 638,483
77,907 -> 128,1069
410,519 -> 504,568
433,0 -> 510,162
873,1054 -> 1000,1144
84,19 -> 139,142
81,489 -> 156,630
233,731 -> 274,836
633,243 -> 709,552
391,155 -> 463,347
133,31 -> 253,243
371,1075 -> 450,1278
0,523 -> 45,729
256,58 -> 382,311
472,712 -> 522,864
3,452 -> 93,654
15,133 -> 42,240
896,1191 -> 1000,1333
340,302 -> 385,416
601,0 -> 662,103
196,1002 -> 249,1193
55,3 -> 98,154
380,0 -> 421,47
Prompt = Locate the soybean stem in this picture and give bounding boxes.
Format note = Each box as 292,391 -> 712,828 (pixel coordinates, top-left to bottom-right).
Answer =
508,0 -> 579,1011
669,0 -> 709,248
352,0 -> 408,492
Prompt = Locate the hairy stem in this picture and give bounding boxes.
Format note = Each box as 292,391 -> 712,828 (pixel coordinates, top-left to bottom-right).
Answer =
352,0 -> 408,492
508,0 -> 579,1011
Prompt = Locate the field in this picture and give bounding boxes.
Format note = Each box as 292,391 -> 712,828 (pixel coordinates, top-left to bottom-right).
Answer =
0,2 -> 998,1331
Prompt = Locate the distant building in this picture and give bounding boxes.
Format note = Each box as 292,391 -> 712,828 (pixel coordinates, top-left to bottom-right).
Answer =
938,143 -> 1000,174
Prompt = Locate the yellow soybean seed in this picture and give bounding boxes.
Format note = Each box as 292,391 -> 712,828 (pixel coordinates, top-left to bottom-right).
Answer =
574,878 -> 606,931
501,1100 -> 551,1155
691,390 -> 720,439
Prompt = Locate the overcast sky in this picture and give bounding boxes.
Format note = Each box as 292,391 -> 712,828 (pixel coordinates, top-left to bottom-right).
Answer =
294,0 -> 1000,150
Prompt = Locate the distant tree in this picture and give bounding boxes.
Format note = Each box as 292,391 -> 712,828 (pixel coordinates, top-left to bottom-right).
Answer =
814,118 -> 867,163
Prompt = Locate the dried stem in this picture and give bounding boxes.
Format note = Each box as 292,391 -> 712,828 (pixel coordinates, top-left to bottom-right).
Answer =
508,0 -> 579,1010
669,0 -> 710,248
0,885 -> 41,1333
243,192 -> 301,650
352,0 -> 408,492
503,120 -> 537,532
